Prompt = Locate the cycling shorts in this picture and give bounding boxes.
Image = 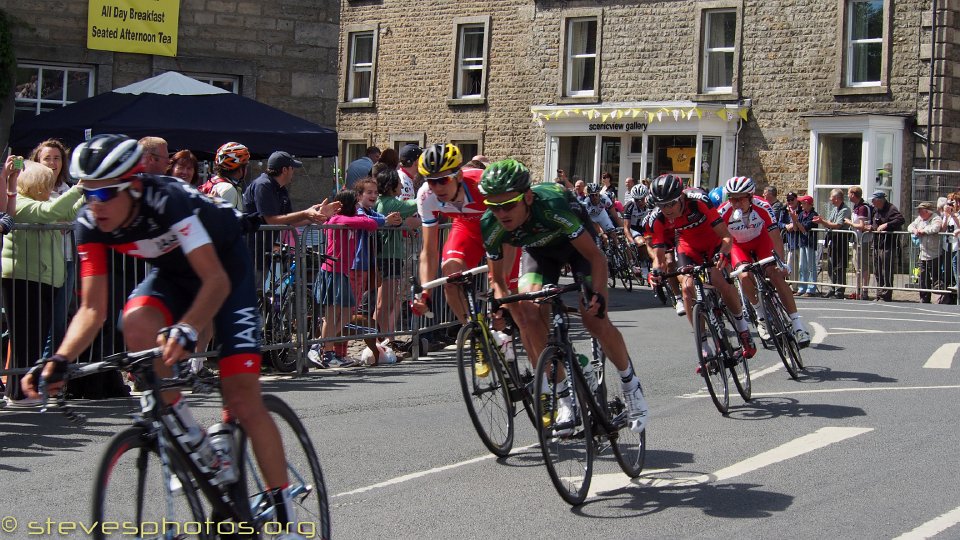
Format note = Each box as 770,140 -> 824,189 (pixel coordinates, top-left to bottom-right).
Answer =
730,233 -> 775,269
123,239 -> 262,378
677,243 -> 722,267
519,242 -> 591,291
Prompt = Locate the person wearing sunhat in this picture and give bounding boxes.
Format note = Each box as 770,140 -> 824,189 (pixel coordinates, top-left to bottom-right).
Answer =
908,201 -> 944,303
867,190 -> 904,301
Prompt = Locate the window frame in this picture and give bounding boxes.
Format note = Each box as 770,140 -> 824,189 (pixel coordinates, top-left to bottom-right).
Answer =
14,62 -> 95,116
835,0 -> 890,95
449,16 -> 491,105
701,9 -> 737,94
558,10 -> 602,104
186,73 -> 240,94
341,24 -> 379,108
694,1 -> 742,101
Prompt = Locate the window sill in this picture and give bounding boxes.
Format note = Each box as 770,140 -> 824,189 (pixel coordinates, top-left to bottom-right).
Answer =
833,85 -> 888,97
557,95 -> 600,105
338,101 -> 376,109
447,97 -> 486,106
694,92 -> 739,102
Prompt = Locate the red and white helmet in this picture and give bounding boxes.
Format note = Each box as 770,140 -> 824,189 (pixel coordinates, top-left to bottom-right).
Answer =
215,142 -> 250,171
724,176 -> 756,196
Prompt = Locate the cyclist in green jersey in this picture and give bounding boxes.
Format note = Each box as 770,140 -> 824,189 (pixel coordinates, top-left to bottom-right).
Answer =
480,159 -> 648,433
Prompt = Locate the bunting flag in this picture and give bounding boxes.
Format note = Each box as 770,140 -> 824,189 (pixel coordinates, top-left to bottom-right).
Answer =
631,109 -> 641,118
738,107 -> 749,121
656,110 -> 664,122
601,113 -> 609,122
531,105 -> 748,123
672,109 -> 681,121
648,111 -> 656,123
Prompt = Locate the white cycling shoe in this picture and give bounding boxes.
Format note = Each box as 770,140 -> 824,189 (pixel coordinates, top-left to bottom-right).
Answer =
622,383 -> 649,433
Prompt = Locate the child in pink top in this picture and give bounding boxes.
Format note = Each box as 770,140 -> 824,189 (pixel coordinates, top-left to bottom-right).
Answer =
312,190 -> 377,368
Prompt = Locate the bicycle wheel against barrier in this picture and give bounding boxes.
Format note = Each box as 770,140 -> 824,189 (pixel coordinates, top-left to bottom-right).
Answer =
536,345 -> 593,505
592,344 -> 646,478
92,426 -> 209,540
263,294 -> 298,373
234,394 -> 330,540
720,306 -> 751,401
456,321 -> 515,457
693,304 -> 730,414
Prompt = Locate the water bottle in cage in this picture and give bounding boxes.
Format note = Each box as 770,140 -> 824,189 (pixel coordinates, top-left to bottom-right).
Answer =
161,400 -> 219,479
577,354 -> 599,393
207,423 -> 238,486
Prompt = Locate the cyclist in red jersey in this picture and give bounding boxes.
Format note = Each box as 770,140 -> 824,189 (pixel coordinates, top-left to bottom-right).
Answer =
410,144 -> 520,323
647,174 -> 757,359
719,176 -> 811,347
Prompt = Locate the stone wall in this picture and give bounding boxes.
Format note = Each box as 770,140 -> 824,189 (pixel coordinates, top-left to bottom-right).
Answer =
5,0 -> 340,209
339,0 -> 954,197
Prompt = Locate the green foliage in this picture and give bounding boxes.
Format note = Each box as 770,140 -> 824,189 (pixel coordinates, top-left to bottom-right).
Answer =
0,10 -> 14,100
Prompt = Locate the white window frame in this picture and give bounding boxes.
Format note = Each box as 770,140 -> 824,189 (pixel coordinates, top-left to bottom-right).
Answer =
807,115 -> 904,208
564,17 -> 598,97
347,30 -> 375,102
702,9 -> 736,94
845,0 -> 884,87
187,73 -> 240,93
14,62 -> 95,116
455,23 -> 487,99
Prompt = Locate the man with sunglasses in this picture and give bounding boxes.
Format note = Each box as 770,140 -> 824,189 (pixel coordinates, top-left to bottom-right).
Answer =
480,159 -> 648,434
646,174 -> 757,360
719,176 -> 811,347
22,134 -> 320,536
411,143 -> 519,323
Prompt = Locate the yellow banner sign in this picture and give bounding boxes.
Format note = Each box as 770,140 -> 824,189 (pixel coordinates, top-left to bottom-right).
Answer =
87,0 -> 180,57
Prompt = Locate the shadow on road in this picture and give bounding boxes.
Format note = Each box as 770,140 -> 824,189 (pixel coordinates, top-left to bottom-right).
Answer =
794,365 -> 898,384
726,396 -> 866,421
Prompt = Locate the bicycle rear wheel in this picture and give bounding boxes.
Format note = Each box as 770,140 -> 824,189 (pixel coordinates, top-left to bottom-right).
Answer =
92,426 -> 209,540
536,345 -> 594,505
766,294 -> 802,379
456,322 -> 514,457
263,296 -> 298,373
693,304 -> 730,414
504,335 -> 538,430
235,394 -> 330,540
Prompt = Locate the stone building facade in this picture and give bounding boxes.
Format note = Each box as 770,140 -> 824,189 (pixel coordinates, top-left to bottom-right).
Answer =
338,0 -> 960,213
5,0 -> 340,207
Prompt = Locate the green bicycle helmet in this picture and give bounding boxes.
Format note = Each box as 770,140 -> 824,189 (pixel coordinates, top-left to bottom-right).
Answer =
478,159 -> 531,195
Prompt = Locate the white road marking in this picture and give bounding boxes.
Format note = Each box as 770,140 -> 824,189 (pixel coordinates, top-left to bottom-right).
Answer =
588,426 -> 872,498
894,505 -> 960,539
829,329 -> 960,335
809,322 -> 827,345
923,343 -> 960,369
333,443 -> 539,497
818,317 -> 960,325
677,361 -> 784,398
678,385 -> 960,399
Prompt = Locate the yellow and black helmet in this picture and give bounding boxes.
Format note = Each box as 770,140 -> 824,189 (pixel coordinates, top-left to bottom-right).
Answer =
418,143 -> 463,177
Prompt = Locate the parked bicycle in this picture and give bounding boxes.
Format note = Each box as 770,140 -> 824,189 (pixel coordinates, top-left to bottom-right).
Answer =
494,277 -> 646,506
40,348 -> 330,540
730,255 -> 805,379
662,260 -> 752,414
419,265 -> 538,457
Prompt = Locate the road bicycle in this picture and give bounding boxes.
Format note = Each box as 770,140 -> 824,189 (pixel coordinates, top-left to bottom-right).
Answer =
494,277 -> 646,505
261,245 -> 328,373
420,265 -> 538,457
41,348 -> 330,539
601,230 -> 635,291
730,255 -> 805,379
662,260 -> 751,414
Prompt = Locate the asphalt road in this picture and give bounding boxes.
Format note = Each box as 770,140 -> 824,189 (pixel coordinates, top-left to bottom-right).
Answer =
2,287 -> 960,539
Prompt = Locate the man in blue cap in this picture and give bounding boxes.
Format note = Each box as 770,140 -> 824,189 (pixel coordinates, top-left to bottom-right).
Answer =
867,190 -> 904,301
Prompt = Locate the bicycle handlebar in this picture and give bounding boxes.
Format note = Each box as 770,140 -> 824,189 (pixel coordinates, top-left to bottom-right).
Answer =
491,275 -> 605,319
659,258 -> 716,280
728,255 -> 777,278
421,265 -> 489,291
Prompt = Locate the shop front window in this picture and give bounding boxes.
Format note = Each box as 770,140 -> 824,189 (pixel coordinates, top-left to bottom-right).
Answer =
600,136 -> 621,193
651,135 -> 697,185
558,136 -> 595,184
699,137 -> 722,190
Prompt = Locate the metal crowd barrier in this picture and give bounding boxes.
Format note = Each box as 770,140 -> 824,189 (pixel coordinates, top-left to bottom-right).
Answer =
0,221 -> 468,380
785,228 -> 959,303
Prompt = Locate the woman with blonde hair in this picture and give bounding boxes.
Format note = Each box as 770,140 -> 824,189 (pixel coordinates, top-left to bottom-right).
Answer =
1,160 -> 83,406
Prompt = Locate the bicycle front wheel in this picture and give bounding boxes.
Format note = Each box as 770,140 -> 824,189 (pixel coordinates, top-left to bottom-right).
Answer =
766,294 -> 802,379
92,426 -> 209,540
594,351 -> 646,478
536,345 -> 594,505
456,322 -> 514,457
721,307 -> 752,402
693,304 -> 730,414
235,394 -> 330,540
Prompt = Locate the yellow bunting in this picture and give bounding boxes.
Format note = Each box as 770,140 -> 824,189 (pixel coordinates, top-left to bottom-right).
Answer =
601,113 -> 609,122
647,111 -> 656,123
738,107 -> 749,121
631,109 -> 640,118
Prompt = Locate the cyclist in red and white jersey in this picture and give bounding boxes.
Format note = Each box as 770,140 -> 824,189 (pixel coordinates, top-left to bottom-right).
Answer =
410,143 -> 519,322
646,174 -> 757,360
718,176 -> 811,347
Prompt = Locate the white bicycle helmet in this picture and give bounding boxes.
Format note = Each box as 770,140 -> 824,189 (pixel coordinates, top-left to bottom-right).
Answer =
724,176 -> 756,196
70,134 -> 143,181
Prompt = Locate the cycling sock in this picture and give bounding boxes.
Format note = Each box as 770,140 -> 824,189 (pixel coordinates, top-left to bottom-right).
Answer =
618,365 -> 635,384
733,313 -> 749,332
268,484 -> 297,525
789,312 -> 803,331
751,301 -> 765,320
